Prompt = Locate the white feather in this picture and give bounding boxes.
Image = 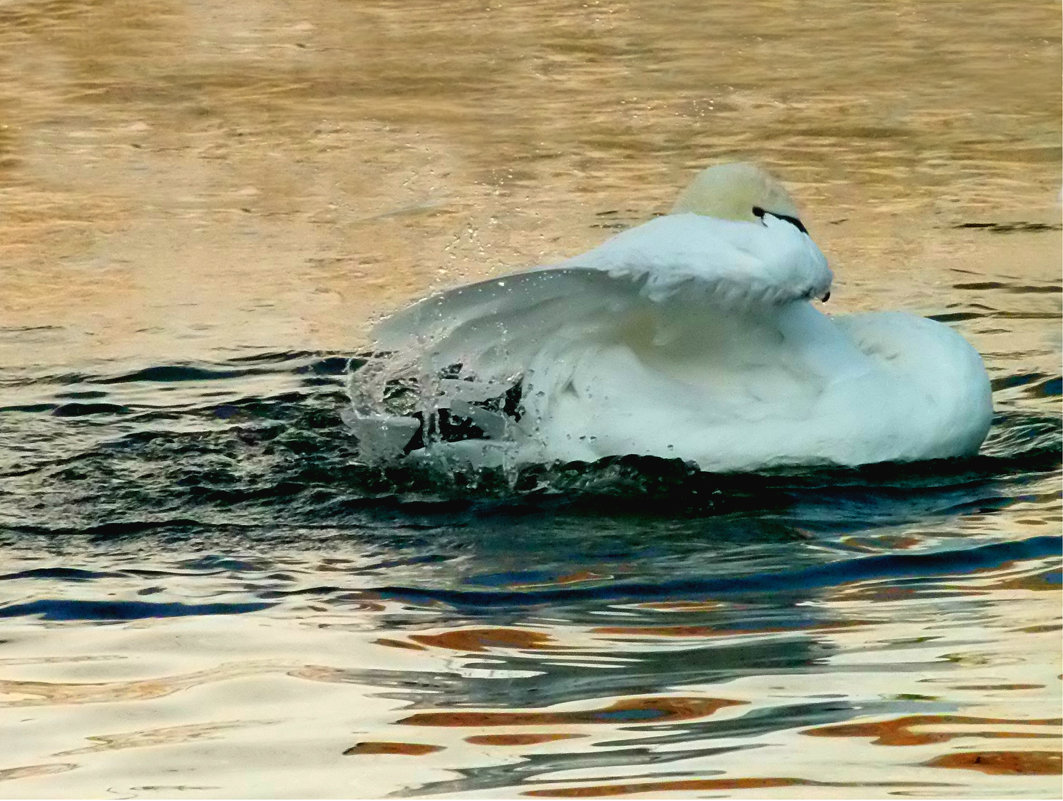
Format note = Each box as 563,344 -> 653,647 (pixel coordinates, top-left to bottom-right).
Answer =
353,164 -> 993,472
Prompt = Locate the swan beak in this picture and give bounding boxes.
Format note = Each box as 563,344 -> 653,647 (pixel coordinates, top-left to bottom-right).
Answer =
820,291 -> 831,303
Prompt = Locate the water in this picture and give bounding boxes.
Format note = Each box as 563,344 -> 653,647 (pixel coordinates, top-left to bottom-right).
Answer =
1,0 -> 1061,797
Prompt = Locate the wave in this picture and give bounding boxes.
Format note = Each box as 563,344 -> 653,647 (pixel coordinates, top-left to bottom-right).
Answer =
0,351 -> 1058,543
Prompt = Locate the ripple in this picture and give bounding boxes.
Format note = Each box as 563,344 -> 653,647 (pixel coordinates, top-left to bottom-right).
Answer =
0,567 -> 116,582
51,402 -> 131,417
804,715 -> 1062,747
0,598 -> 274,621
0,345 -> 1059,798
0,662 -> 296,707
54,721 -> 259,756
408,627 -> 563,653
925,751 -> 1062,776
343,741 -> 443,756
399,696 -> 745,728
590,618 -> 867,640
953,222 -> 1063,234
524,776 -> 950,797
374,535 -> 1062,610
0,763 -> 78,783
467,733 -> 586,746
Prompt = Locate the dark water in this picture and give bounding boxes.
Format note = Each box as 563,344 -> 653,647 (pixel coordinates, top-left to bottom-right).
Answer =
1,337 -> 1060,797
3,348 -> 1059,550
1,0 -> 1061,796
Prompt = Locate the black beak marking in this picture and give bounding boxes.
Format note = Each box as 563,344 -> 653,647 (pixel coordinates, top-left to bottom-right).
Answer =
753,206 -> 809,235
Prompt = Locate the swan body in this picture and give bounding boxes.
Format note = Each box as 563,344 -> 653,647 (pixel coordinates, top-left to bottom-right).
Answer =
349,163 -> 993,472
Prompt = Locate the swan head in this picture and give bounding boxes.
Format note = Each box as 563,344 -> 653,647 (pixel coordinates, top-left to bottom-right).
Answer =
671,162 -> 829,301
670,162 -> 807,232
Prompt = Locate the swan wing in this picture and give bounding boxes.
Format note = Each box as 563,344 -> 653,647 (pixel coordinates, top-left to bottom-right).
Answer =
372,267 -> 639,378
559,212 -> 832,306
373,212 -> 831,368
357,213 -> 838,464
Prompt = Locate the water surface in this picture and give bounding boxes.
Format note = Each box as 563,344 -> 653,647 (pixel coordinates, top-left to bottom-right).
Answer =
0,0 -> 1060,797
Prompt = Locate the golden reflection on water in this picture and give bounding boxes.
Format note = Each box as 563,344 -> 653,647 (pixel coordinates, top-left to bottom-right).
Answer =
924,750 -> 1061,776
408,627 -> 564,652
804,715 -> 1063,747
466,733 -> 586,746
0,0 -> 1059,370
0,0 -> 1060,797
0,584 -> 1058,797
398,695 -> 746,728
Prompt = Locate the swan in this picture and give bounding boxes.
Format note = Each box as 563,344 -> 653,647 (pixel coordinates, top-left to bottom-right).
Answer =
346,163 -> 993,473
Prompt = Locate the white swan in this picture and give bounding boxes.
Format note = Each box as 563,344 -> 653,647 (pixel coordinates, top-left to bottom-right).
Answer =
348,163 -> 993,473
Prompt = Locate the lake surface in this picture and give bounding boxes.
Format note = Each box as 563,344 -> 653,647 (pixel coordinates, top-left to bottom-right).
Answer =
0,0 -> 1060,797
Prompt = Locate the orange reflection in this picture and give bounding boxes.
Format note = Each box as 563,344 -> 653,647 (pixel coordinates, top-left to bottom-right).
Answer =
466,733 -> 585,746
409,628 -> 559,652
400,696 -> 744,727
804,715 -> 1062,746
926,750 -> 1062,775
